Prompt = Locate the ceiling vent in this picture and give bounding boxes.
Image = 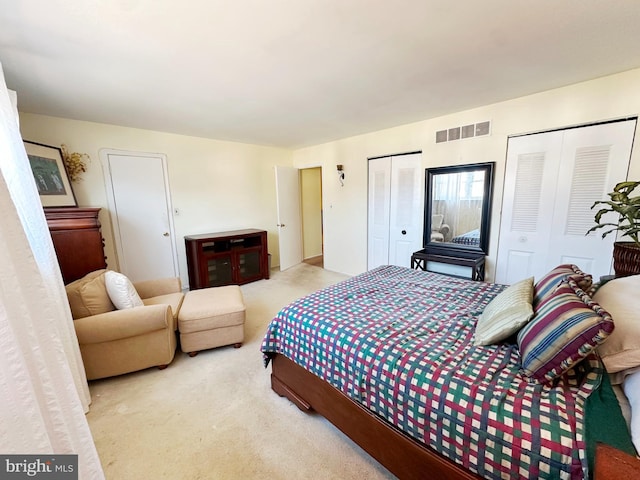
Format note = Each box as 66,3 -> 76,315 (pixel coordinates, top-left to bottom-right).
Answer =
436,120 -> 491,143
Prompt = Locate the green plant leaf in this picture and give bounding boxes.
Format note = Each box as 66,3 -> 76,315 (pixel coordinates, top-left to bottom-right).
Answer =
588,180 -> 640,248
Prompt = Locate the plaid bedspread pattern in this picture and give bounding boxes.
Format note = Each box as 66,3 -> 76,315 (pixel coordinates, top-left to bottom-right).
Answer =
451,228 -> 481,246
261,265 -> 602,479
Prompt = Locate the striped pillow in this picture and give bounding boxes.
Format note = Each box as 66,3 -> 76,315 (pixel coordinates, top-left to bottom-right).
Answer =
533,264 -> 592,307
518,277 -> 613,383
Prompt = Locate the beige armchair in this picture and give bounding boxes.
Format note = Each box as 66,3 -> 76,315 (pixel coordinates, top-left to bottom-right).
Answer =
66,270 -> 184,380
430,214 -> 450,242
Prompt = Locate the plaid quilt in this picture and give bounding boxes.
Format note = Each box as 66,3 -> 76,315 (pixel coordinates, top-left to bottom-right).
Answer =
261,265 -> 602,480
451,228 -> 481,246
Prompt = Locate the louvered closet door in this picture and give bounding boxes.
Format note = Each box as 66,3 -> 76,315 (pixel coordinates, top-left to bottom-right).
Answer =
367,153 -> 423,270
368,157 -> 392,270
388,153 -> 423,268
495,120 -> 636,285
495,131 -> 563,285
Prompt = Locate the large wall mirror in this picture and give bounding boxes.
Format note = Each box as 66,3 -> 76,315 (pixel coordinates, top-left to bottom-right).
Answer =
423,162 -> 495,255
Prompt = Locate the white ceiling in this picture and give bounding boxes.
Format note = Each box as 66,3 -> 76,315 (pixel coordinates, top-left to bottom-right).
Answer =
2,1 -> 640,149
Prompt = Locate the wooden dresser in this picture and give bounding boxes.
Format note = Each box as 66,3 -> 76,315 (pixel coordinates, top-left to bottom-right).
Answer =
44,207 -> 107,284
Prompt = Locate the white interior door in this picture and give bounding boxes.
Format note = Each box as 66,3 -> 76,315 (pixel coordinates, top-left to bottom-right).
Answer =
388,153 -> 423,268
367,157 -> 391,270
549,122 -> 635,274
496,120 -> 636,284
495,132 -> 562,284
275,165 -> 303,271
102,150 -> 178,282
368,153 -> 423,269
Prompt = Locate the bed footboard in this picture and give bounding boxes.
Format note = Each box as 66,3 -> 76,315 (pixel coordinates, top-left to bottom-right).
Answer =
270,353 -> 479,480
271,367 -> 312,411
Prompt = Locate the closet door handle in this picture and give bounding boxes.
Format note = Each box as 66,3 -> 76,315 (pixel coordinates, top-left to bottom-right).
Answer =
401,230 -> 407,235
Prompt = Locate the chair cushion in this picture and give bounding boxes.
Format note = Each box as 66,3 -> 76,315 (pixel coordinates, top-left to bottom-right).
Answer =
134,277 -> 182,299
73,304 -> 173,344
431,214 -> 444,231
143,292 -> 185,323
105,271 -> 144,309
65,269 -> 114,319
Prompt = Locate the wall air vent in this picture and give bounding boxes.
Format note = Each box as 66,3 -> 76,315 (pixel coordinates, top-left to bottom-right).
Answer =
461,124 -> 475,139
435,130 -> 448,143
435,120 -> 491,144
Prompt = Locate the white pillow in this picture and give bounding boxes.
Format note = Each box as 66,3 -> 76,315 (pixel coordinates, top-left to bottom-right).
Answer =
474,277 -> 534,345
623,368 -> 640,453
104,271 -> 144,310
593,274 -> 640,373
431,214 -> 444,231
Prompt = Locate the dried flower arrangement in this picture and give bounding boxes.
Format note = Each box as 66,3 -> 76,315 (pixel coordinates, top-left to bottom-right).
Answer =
60,144 -> 90,182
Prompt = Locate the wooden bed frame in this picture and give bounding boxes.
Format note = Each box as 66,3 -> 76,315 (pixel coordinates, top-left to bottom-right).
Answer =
270,353 -> 640,480
270,353 -> 479,480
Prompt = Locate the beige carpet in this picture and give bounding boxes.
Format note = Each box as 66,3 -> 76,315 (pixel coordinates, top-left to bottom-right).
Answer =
86,264 -> 396,479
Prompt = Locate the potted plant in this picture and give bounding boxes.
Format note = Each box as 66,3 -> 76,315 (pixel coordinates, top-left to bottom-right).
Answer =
587,180 -> 640,277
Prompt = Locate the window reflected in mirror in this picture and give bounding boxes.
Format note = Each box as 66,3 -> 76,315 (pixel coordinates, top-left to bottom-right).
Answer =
424,162 -> 494,255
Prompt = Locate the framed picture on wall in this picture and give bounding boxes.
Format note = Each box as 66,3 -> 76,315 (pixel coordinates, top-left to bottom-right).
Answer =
24,140 -> 77,207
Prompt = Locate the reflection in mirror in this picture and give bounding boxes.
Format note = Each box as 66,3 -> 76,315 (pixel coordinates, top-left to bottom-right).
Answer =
431,170 -> 484,244
424,162 -> 494,255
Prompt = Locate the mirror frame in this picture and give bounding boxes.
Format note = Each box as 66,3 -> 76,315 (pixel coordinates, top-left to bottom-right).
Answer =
423,162 -> 495,255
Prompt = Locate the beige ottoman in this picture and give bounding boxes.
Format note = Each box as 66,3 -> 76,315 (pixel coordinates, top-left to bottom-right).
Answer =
178,285 -> 246,356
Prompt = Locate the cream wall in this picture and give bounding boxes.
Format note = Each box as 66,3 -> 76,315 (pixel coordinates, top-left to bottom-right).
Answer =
19,114 -> 292,287
294,68 -> 640,279
18,67 -> 640,283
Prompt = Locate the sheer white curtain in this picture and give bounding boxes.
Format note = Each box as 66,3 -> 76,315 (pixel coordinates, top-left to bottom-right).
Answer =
433,171 -> 484,238
433,173 -> 463,235
0,63 -> 104,479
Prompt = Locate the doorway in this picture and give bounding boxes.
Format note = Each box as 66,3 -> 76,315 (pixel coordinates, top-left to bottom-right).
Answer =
300,167 -> 323,267
274,165 -> 324,271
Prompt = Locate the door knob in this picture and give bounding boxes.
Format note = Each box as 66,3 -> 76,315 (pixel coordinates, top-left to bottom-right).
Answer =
401,230 -> 407,235
277,224 -> 286,227
163,232 -> 169,237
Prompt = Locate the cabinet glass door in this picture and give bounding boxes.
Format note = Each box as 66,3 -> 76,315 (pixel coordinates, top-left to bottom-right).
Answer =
206,254 -> 233,287
237,249 -> 262,282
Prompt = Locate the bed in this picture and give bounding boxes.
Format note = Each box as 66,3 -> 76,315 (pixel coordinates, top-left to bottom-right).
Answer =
451,228 -> 481,247
261,264 -> 638,479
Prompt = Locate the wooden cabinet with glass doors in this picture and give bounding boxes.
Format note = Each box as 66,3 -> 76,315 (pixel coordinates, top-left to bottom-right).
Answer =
185,229 -> 269,290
